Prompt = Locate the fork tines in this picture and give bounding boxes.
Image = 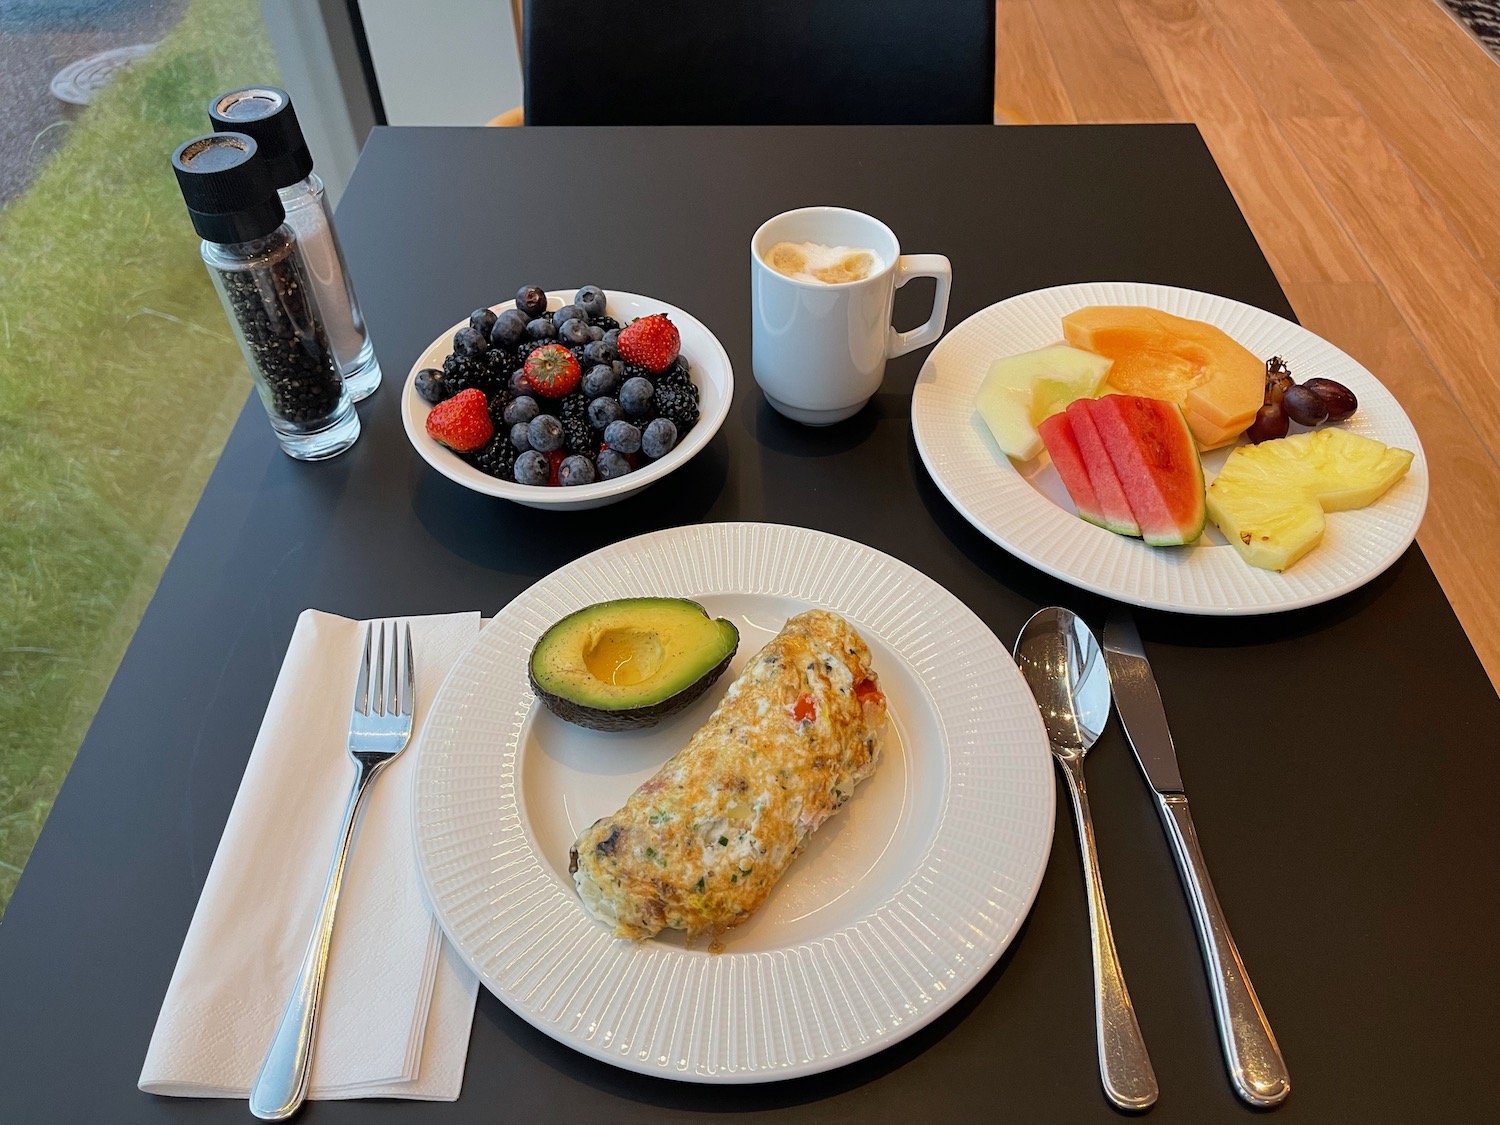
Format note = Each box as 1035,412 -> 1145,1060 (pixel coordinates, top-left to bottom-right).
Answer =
354,620 -> 415,717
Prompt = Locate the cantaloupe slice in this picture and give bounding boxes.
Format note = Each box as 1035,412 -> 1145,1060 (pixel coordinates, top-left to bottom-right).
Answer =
1183,410 -> 1243,451
1062,306 -> 1264,448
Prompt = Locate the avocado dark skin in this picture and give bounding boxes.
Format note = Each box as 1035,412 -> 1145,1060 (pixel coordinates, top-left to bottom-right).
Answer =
528,597 -> 739,731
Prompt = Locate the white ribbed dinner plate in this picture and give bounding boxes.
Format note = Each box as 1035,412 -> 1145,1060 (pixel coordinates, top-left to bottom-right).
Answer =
912,282 -> 1429,615
411,523 -> 1054,1082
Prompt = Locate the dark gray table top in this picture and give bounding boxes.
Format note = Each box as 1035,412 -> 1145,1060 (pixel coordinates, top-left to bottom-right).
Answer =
1,125 -> 1496,1124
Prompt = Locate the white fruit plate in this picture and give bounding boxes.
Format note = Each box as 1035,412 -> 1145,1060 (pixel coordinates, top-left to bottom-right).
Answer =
911,282 -> 1429,615
402,290 -> 733,510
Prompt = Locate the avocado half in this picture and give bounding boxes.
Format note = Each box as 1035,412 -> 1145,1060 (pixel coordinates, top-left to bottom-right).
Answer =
528,597 -> 739,731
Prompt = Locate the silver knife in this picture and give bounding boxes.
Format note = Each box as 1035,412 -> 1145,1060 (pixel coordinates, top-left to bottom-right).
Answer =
1103,608 -> 1291,1108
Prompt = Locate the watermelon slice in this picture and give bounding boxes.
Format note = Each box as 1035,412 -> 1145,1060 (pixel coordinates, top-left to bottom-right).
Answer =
1064,399 -> 1142,537
1037,413 -> 1107,528
1090,394 -> 1206,546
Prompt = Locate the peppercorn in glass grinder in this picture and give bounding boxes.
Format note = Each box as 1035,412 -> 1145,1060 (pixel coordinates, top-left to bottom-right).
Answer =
172,132 -> 360,460
209,86 -> 381,402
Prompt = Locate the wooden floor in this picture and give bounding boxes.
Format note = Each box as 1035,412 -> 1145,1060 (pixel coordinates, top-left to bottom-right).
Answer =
996,0 -> 1500,690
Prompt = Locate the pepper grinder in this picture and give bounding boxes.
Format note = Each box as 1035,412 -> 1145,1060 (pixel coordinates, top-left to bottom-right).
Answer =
172,132 -> 359,460
209,86 -> 381,402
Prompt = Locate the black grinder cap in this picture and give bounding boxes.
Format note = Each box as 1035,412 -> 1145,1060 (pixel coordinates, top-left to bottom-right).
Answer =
171,132 -> 285,244
208,86 -> 313,188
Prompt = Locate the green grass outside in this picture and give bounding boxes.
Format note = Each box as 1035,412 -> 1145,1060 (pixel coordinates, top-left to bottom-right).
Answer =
0,0 -> 279,913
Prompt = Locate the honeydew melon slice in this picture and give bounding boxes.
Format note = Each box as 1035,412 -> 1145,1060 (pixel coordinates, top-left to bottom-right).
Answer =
976,345 -> 1114,461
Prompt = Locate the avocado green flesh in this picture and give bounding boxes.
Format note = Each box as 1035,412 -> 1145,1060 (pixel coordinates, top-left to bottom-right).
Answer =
528,597 -> 740,731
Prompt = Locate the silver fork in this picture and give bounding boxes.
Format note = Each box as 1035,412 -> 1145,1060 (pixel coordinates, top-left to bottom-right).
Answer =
250,621 -> 415,1121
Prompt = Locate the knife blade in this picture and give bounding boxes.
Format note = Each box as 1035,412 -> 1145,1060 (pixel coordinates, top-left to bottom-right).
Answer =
1102,607 -> 1291,1108
1099,609 -> 1184,795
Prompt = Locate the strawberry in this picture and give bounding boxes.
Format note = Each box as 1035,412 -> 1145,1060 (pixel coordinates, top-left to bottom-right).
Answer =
424,387 -> 493,452
617,314 -> 680,374
523,343 -> 582,397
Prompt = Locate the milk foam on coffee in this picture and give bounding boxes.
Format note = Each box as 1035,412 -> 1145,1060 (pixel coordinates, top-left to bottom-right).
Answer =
766,241 -> 883,285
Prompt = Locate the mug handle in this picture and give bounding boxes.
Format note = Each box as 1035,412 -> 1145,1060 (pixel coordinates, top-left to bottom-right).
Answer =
887,254 -> 953,359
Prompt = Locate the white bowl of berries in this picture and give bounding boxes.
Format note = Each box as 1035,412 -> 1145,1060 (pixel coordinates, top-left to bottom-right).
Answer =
401,287 -> 733,510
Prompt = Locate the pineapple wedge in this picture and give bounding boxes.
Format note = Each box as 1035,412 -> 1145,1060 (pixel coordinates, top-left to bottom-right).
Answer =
1207,428 -> 1414,571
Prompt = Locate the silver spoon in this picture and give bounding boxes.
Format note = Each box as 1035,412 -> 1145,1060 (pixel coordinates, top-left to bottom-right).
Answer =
1015,606 -> 1158,1111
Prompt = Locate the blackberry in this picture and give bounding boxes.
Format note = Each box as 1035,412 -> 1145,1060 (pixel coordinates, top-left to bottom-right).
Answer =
622,361 -> 652,383
656,356 -> 692,385
442,353 -> 486,394
590,315 -> 620,332
654,383 -> 699,430
562,412 -> 595,456
485,346 -> 517,378
465,433 -> 517,481
559,392 -> 593,453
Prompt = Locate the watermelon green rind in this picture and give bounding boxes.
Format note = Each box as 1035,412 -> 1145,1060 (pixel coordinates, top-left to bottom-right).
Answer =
1091,395 -> 1206,547
1038,412 -> 1110,529
1065,400 -> 1142,537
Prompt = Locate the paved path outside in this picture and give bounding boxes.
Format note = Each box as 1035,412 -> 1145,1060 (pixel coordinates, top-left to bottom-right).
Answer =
0,0 -> 187,207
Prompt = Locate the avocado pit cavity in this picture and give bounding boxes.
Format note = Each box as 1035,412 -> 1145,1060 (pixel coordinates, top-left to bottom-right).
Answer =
584,627 -> 665,686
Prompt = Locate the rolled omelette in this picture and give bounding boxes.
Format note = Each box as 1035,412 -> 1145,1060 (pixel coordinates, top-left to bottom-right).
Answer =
569,609 -> 887,947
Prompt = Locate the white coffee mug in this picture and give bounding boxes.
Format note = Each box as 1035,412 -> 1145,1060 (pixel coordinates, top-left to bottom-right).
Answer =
751,206 -> 952,425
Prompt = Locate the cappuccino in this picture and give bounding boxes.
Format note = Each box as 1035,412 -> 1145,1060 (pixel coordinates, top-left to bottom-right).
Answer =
765,240 -> 882,285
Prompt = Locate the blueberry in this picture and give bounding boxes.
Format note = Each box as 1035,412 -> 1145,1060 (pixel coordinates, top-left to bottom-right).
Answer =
558,455 -> 596,486
414,367 -> 450,403
611,359 -> 626,380
469,308 -> 498,338
582,363 -> 618,399
603,419 -> 641,454
584,340 -> 618,366
619,376 -> 654,418
596,449 -> 632,479
516,286 -> 548,317
602,328 -> 621,348
453,325 -> 489,358
525,317 -> 557,340
509,422 -> 532,451
490,308 -> 529,348
642,417 -> 678,459
552,303 -> 584,328
587,395 -> 622,429
528,414 -> 564,452
588,325 -> 604,341
558,317 -> 592,345
513,449 -> 549,486
574,286 -> 607,318
503,395 -> 539,426
508,369 -> 532,395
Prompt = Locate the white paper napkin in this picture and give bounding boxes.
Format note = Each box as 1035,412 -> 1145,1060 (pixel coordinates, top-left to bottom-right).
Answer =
140,609 -> 481,1101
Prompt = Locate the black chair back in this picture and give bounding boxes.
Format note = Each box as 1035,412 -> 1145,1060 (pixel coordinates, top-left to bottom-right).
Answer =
524,0 -> 995,125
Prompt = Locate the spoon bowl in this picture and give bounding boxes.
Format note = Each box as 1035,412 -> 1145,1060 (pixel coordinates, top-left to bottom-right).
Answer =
1014,606 -> 1157,1111
1014,606 -> 1112,760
